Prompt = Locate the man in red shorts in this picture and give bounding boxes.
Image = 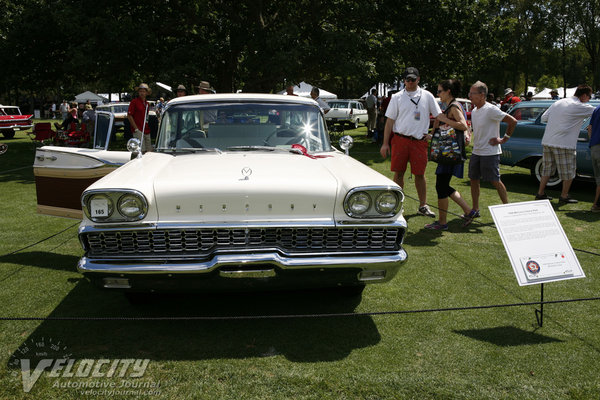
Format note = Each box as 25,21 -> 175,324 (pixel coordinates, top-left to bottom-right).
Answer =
380,67 -> 442,217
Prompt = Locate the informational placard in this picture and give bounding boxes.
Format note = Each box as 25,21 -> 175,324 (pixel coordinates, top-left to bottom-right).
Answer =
489,200 -> 585,286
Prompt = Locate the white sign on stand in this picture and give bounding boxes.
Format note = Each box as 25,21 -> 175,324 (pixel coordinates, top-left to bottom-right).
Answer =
489,200 -> 585,286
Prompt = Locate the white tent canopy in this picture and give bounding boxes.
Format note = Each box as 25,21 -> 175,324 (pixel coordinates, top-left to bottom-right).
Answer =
74,91 -> 108,104
278,81 -> 337,99
361,82 -> 404,99
532,87 -> 577,99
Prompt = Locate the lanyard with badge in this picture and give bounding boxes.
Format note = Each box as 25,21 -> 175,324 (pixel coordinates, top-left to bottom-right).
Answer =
408,90 -> 421,120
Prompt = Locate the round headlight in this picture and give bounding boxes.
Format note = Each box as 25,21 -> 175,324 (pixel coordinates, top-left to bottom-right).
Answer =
118,194 -> 145,219
347,191 -> 371,215
87,194 -> 114,220
375,191 -> 399,214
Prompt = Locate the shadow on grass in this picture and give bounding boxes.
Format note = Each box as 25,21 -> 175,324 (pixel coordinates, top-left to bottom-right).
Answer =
0,139 -> 36,184
7,280 -> 381,364
454,326 -> 563,346
0,251 -> 79,273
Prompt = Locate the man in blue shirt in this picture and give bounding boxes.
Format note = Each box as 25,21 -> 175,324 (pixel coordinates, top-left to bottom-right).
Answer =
588,104 -> 600,212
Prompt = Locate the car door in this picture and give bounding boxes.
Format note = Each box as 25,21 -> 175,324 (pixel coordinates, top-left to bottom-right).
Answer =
33,111 -> 132,218
576,118 -> 593,176
499,105 -> 549,165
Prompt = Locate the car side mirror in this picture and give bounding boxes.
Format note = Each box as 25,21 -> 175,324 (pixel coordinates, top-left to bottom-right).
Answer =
339,135 -> 354,155
127,138 -> 142,159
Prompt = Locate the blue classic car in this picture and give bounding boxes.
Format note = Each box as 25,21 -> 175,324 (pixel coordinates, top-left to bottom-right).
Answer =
499,100 -> 600,187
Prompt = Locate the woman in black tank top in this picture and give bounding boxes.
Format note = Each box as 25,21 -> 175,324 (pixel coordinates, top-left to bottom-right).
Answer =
425,79 -> 472,230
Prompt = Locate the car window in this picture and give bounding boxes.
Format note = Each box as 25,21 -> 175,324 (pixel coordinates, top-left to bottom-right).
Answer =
157,102 -> 331,153
328,102 -> 349,109
511,106 -> 548,121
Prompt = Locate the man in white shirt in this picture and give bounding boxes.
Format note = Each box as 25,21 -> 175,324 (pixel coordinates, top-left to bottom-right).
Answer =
310,87 -> 330,114
535,85 -> 595,203
380,67 -> 442,217
463,81 -> 517,226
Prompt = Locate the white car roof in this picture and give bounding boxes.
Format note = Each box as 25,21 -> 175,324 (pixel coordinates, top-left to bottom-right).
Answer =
167,93 -> 319,106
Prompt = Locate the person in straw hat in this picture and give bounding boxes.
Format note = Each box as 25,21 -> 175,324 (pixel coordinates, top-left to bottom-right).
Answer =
197,81 -> 215,94
127,83 -> 152,152
176,84 -> 187,97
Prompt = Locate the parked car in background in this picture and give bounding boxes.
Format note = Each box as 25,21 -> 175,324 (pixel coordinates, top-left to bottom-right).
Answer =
0,104 -> 33,139
96,102 -> 129,132
499,100 -> 600,186
34,94 -> 408,299
325,99 -> 368,129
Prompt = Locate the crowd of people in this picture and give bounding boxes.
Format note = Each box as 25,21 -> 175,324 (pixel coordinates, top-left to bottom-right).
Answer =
376,67 -> 599,230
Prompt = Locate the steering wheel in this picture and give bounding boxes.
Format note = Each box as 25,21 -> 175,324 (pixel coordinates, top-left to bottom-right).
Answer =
175,129 -> 206,148
263,128 -> 302,146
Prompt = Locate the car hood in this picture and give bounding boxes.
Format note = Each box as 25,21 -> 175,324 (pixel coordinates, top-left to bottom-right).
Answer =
152,152 -> 339,223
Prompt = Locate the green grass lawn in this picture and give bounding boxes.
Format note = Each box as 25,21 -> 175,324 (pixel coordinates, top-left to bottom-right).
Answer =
0,122 -> 599,399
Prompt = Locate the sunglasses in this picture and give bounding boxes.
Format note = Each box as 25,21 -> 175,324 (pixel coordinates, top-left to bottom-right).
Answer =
405,77 -> 417,82
437,89 -> 444,94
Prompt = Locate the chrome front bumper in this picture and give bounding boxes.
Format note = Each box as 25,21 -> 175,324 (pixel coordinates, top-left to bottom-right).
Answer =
78,249 -> 407,285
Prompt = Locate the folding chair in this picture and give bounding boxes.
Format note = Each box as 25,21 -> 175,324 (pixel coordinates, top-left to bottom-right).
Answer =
28,122 -> 56,145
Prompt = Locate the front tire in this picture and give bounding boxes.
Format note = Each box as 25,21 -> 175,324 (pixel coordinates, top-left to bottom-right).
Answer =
531,157 -> 561,187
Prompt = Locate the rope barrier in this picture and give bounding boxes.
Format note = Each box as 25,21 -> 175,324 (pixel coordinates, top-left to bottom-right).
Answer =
0,297 -> 599,321
0,222 -> 79,258
0,165 -> 32,175
402,192 -> 600,257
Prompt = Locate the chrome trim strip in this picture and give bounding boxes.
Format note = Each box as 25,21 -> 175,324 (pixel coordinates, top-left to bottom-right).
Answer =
36,148 -> 126,167
1,123 -> 33,130
83,247 -> 402,261
77,250 -> 407,279
78,219 -> 406,232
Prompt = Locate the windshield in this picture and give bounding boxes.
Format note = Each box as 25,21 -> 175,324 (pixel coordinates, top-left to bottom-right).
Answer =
157,102 -> 331,152
1,107 -> 21,116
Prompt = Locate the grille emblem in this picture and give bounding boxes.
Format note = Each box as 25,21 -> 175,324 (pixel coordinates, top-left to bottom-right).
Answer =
241,167 -> 252,180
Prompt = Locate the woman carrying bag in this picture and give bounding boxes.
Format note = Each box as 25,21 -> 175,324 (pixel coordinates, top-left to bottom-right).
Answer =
425,79 -> 472,230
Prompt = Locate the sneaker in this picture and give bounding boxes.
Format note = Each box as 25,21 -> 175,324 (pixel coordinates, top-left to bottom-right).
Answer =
535,193 -> 553,201
425,221 -> 448,230
559,196 -> 578,204
460,209 -> 480,219
53,122 -> 61,130
418,205 -> 436,217
591,204 -> 600,213
462,209 -> 480,227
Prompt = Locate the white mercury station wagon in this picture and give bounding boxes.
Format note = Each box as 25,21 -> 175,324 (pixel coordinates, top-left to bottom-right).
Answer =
34,94 -> 407,298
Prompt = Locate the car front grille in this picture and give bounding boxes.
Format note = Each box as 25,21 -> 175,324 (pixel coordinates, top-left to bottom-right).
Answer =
82,227 -> 403,257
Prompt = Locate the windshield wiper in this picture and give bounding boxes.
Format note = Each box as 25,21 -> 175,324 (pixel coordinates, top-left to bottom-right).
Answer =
227,146 -> 303,154
160,147 -> 222,154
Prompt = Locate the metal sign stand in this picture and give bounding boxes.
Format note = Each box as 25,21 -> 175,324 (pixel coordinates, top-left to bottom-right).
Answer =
535,283 -> 544,327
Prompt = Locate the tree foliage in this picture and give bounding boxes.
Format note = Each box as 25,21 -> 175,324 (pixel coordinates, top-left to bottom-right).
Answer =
1,0 -> 599,106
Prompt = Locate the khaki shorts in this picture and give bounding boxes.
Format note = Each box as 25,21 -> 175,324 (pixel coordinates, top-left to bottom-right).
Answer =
134,130 -> 152,153
541,145 -> 576,180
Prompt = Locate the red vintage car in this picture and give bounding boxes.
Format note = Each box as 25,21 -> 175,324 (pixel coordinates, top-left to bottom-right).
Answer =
0,105 -> 33,139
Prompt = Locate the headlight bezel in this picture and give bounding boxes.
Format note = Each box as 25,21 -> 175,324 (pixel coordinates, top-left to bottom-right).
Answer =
343,186 -> 403,218
82,189 -> 148,222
